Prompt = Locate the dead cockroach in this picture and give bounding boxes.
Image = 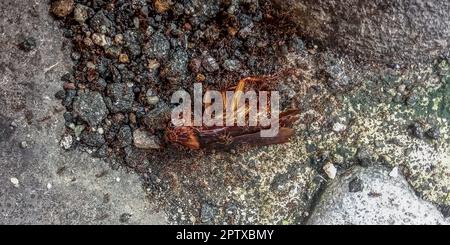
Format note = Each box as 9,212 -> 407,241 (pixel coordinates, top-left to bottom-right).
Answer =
165,74 -> 300,150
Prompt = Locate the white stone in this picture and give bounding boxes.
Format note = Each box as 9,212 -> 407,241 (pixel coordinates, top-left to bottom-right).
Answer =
308,167 -> 448,225
92,33 -> 107,46
389,166 -> 399,178
10,177 -> 19,187
60,135 -> 73,150
323,163 -> 337,179
20,141 -> 28,149
332,122 -> 347,133
146,89 -> 159,105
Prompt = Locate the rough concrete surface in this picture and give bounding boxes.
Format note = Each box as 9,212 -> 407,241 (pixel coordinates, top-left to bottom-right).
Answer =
308,166 -> 448,225
0,0 -> 166,224
272,0 -> 450,65
1,0 -> 449,225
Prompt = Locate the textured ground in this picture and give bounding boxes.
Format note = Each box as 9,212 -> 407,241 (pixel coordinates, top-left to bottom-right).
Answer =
1,0 -> 449,225
0,0 -> 166,224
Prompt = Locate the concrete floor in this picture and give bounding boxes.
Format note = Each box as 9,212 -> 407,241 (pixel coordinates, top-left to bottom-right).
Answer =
0,0 -> 166,225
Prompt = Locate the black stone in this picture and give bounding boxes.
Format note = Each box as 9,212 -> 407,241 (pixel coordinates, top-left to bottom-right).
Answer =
409,122 -> 424,139
349,177 -> 364,193
440,205 -> 450,218
202,55 -> 219,73
72,91 -> 108,126
63,112 -> 74,123
117,125 -> 133,147
119,213 -> 132,223
105,83 -> 135,113
222,59 -> 241,72
142,103 -> 170,130
426,127 -> 441,140
200,203 -> 217,224
162,49 -> 188,82
405,93 -> 419,106
142,32 -> 170,60
55,90 -> 66,100
63,90 -> 77,107
81,131 -> 106,147
356,148 -> 374,167
18,37 -> 37,52
89,10 -> 113,34
93,144 -> 108,158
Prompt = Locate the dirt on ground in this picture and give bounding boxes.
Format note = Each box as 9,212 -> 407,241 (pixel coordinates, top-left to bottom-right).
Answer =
1,0 -> 448,225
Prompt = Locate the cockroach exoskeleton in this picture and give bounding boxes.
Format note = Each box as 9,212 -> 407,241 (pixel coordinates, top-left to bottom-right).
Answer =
165,73 -> 300,150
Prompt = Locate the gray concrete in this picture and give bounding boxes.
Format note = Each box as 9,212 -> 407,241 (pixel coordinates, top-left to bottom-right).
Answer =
0,0 -> 166,224
272,0 -> 450,64
308,166 -> 448,225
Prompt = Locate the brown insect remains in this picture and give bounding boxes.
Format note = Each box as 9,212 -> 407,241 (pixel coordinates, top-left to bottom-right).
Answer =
165,75 -> 300,150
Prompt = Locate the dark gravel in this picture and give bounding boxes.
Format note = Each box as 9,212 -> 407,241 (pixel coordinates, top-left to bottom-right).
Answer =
72,91 -> 108,126
18,37 -> 37,52
409,122 -> 425,139
348,177 -> 364,193
355,148 -> 374,167
426,127 -> 441,140
53,0 -> 305,224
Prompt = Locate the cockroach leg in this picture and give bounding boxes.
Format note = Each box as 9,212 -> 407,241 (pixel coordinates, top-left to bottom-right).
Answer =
165,73 -> 300,151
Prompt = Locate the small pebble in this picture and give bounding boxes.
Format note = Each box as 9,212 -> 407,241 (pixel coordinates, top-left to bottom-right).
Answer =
10,177 -> 19,187
51,0 -> 75,17
18,37 -> 37,52
389,167 -> 399,178
397,84 -> 406,94
154,0 -> 172,13
60,135 -> 73,150
202,55 -> 219,73
147,59 -> 160,70
349,177 -> 364,193
63,82 -> 76,90
189,58 -> 202,73
73,4 -> 88,23
405,93 -> 419,106
119,213 -> 132,223
332,122 -> 347,133
55,90 -> 66,100
71,52 -> 81,60
222,59 -> 241,72
92,33 -> 108,47
323,163 -> 337,179
196,73 -> 206,82
426,127 -> 441,140
146,89 -> 159,105
409,122 -> 424,139
133,129 -> 161,149
83,37 -> 94,47
114,34 -> 124,45
356,147 -> 374,167
20,141 -> 28,149
118,53 -> 129,63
